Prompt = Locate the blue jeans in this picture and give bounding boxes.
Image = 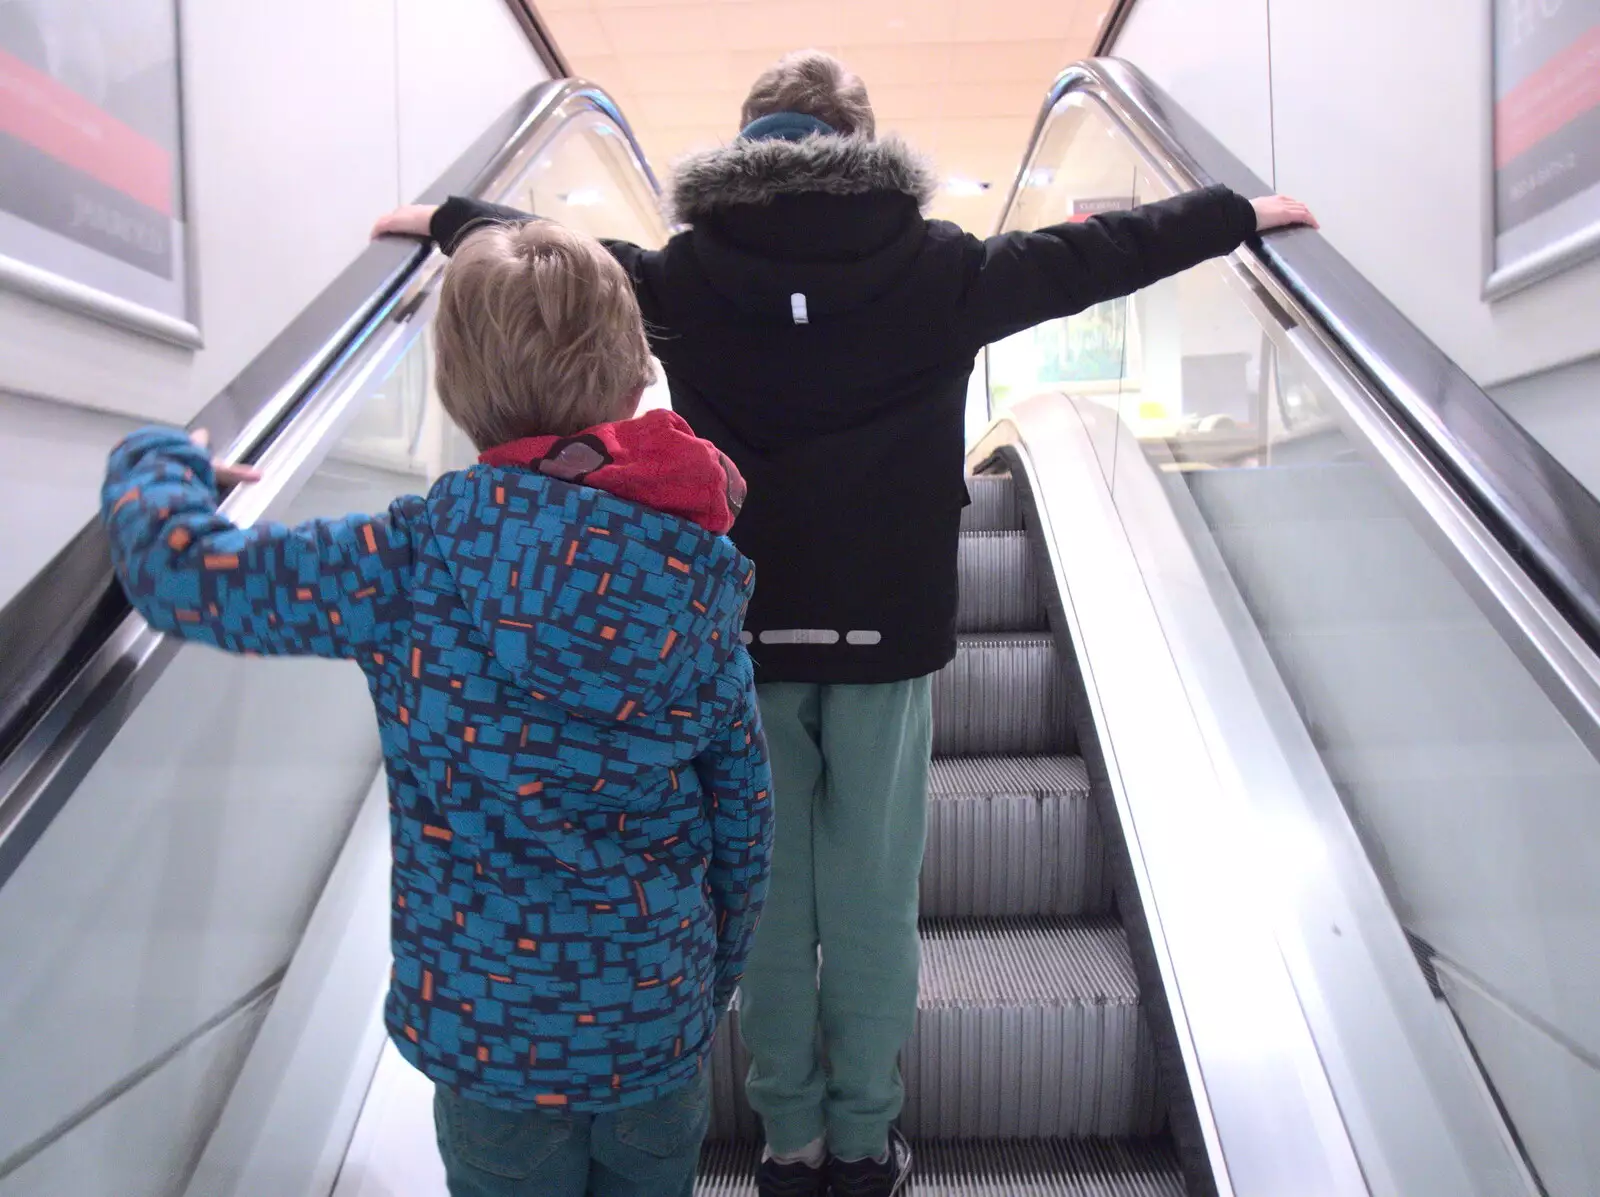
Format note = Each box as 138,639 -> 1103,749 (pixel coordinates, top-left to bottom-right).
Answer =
434,1072 -> 709,1197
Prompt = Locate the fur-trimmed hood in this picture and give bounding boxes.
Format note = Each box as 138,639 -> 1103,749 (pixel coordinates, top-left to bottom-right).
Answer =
669,134 -> 938,225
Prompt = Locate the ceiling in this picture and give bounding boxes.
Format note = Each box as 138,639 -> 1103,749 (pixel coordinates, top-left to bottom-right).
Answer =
536,0 -> 1114,232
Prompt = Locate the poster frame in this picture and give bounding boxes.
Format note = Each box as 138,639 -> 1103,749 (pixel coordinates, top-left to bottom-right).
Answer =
0,0 -> 201,347
1485,0 -> 1600,299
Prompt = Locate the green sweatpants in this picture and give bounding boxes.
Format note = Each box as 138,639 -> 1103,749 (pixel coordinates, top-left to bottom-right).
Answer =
740,677 -> 933,1162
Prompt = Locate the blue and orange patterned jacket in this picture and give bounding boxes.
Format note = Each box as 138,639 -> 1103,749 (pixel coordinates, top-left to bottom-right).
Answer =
102,419 -> 772,1112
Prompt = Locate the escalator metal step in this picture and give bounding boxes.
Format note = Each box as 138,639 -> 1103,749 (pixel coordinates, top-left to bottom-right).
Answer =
961,474 -> 1022,533
957,532 -> 1047,633
906,919 -> 1156,1140
934,634 -> 1072,756
708,919 -> 1158,1141
697,1138 -> 1185,1196
923,756 -> 1109,917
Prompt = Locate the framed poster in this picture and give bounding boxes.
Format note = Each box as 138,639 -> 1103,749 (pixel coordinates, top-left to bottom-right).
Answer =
0,0 -> 196,344
1488,0 -> 1600,297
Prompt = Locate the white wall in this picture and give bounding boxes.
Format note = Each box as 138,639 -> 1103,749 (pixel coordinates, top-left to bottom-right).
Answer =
1115,0 -> 1274,187
395,0 -> 554,199
1114,0 -> 1600,393
0,0 -> 548,428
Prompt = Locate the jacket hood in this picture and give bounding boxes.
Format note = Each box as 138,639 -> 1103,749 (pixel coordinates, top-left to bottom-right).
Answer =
479,409 -> 747,536
424,466 -> 753,725
668,134 -> 938,225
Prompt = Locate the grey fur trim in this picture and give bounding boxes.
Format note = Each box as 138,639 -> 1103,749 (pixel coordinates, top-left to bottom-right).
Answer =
668,134 -> 939,223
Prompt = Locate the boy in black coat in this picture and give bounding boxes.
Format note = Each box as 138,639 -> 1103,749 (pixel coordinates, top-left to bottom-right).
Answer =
376,49 -> 1314,1197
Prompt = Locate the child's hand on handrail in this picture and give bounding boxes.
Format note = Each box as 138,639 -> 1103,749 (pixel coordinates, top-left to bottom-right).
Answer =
191,429 -> 263,487
1252,195 -> 1319,232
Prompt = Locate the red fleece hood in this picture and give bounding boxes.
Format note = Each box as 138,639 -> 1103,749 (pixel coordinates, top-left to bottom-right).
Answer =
478,409 -> 746,536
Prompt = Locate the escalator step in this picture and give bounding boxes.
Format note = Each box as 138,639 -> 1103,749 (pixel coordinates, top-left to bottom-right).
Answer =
697,1138 -> 1185,1195
934,634 -> 1072,756
709,919 -> 1159,1141
916,917 -> 1136,1006
961,474 -> 1022,533
923,756 -> 1110,917
957,532 -> 1047,633
909,918 -> 1157,1140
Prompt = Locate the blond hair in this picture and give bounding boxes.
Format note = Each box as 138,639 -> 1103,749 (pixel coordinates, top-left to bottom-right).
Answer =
741,50 -> 875,139
433,221 -> 653,449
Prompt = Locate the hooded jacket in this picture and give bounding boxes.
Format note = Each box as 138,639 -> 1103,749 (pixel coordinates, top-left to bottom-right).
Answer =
101,413 -> 772,1111
435,135 -> 1259,684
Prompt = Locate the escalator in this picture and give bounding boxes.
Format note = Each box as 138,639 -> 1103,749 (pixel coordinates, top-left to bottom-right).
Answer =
4,51 -> 1600,1197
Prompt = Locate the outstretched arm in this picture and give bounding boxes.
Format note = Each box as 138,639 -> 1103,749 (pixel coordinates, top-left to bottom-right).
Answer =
958,187 -> 1316,347
372,198 -> 651,274
102,427 -> 421,659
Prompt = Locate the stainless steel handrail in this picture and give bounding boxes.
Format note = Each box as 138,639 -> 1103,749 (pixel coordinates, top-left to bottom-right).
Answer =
0,79 -> 663,892
993,58 -> 1600,760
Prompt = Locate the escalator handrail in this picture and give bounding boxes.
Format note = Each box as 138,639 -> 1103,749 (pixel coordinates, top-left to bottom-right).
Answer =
997,57 -> 1600,664
0,78 -> 661,891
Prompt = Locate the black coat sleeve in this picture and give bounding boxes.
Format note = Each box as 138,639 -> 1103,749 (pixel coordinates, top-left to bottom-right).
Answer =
429,196 -> 661,325
430,196 -> 533,253
956,185 -> 1258,348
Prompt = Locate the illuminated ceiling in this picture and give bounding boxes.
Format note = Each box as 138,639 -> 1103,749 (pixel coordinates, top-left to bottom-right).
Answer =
538,0 -> 1113,231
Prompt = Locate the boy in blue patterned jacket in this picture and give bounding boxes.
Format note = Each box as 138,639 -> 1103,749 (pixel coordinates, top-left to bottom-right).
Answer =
101,220 -> 773,1197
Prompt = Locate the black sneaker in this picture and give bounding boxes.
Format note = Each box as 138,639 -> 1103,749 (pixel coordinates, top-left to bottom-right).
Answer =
828,1128 -> 912,1197
756,1154 -> 830,1197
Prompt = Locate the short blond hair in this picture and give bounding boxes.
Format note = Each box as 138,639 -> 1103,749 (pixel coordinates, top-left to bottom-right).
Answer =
741,50 -> 875,139
433,221 -> 653,449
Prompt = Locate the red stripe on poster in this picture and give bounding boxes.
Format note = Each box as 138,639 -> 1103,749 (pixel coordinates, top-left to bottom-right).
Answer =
1496,23 -> 1600,168
0,48 -> 173,214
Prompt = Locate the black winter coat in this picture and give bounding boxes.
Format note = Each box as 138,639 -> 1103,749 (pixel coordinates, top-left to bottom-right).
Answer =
432,134 -> 1258,684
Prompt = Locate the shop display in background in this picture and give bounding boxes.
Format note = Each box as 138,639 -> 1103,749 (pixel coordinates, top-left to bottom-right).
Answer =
0,0 -> 193,342
988,196 -> 1140,410
1489,0 -> 1600,295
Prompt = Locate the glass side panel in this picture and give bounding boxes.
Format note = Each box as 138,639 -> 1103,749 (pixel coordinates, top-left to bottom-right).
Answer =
988,93 -> 1141,479
0,106 -> 668,1190
999,91 -> 1600,1197
505,112 -> 673,417
504,112 -> 664,249
338,113 -> 672,485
